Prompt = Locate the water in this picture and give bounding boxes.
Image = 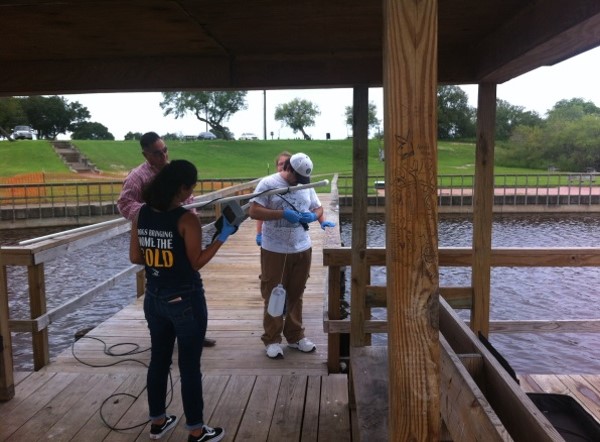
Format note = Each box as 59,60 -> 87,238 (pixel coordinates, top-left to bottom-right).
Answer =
3,214 -> 600,374
340,213 -> 600,374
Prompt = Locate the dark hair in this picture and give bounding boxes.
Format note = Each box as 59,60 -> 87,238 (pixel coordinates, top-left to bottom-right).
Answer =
140,131 -> 161,150
281,158 -> 292,172
142,160 -> 198,211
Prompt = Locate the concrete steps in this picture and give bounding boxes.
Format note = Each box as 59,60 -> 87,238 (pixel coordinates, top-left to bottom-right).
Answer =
51,141 -> 99,174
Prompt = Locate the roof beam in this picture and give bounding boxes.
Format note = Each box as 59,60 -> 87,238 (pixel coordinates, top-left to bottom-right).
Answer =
474,0 -> 600,83
0,54 -> 382,96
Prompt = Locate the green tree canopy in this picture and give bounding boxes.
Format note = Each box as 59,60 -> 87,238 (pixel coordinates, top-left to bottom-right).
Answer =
124,131 -> 143,141
160,91 -> 248,140
437,86 -> 476,139
500,98 -> 600,172
70,121 -> 114,140
344,101 -> 381,136
20,96 -> 90,139
274,98 -> 320,140
546,97 -> 600,122
0,97 -> 26,139
495,99 -> 542,141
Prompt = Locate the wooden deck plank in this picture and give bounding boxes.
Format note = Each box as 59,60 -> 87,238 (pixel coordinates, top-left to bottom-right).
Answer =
267,375 -> 308,441
235,376 -> 282,441
47,373 -> 130,441
319,374 -> 351,442
209,375 -> 256,442
0,372 -> 78,440
299,376 -> 321,442
7,373 -> 101,441
70,373 -> 148,441
0,371 -> 59,415
349,346 -> 389,442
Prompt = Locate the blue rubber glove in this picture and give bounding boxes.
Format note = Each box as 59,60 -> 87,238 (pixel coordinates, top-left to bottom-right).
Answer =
256,232 -> 262,246
217,216 -> 236,242
299,212 -> 319,223
320,220 -> 336,230
282,208 -> 301,224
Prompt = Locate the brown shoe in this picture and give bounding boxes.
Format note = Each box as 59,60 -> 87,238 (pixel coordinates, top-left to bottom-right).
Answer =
203,338 -> 216,347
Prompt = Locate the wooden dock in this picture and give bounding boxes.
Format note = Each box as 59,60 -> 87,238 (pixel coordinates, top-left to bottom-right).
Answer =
2,190 -> 600,440
0,195 -> 353,441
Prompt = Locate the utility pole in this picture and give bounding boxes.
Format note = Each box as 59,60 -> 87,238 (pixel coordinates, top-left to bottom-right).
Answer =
263,90 -> 267,140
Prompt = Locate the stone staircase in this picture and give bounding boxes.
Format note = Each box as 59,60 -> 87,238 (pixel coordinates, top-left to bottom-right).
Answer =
51,141 -> 99,174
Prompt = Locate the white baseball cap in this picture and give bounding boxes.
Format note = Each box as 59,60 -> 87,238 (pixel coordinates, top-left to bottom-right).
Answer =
289,153 -> 313,184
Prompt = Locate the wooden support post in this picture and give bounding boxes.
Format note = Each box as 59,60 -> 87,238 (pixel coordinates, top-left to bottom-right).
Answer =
471,84 -> 497,337
383,0 -> 440,439
350,86 -> 370,347
28,263 -> 49,370
327,265 -> 342,373
0,262 -> 15,401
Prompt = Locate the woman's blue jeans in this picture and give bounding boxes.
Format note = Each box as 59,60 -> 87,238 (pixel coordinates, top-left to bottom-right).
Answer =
144,282 -> 207,431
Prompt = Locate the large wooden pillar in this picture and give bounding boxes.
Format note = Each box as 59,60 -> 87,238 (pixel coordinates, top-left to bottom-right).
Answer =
471,83 -> 497,337
383,0 -> 440,439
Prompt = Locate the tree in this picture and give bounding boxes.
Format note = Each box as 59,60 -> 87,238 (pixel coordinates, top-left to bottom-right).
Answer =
70,121 -> 114,140
20,96 -> 90,139
124,131 -> 143,141
160,91 -> 248,140
0,97 -> 26,139
546,97 -> 600,122
437,85 -> 476,139
344,101 -> 380,136
500,98 -> 600,172
495,99 -> 542,140
274,98 -> 320,140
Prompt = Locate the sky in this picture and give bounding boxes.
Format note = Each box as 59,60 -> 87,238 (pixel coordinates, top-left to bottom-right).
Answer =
58,46 -> 600,141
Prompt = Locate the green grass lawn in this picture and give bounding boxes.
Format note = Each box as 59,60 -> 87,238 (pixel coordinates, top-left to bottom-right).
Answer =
0,138 -> 547,179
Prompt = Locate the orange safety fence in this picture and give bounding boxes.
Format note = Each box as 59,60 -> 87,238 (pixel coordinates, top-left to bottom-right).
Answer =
0,172 -> 47,198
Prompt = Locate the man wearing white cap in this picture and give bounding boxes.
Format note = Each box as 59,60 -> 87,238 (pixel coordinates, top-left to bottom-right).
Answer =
249,152 -> 323,359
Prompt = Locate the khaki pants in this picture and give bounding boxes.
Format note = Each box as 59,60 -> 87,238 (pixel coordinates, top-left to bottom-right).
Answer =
260,248 -> 312,346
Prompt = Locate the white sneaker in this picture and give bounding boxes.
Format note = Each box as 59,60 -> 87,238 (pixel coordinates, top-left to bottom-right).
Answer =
288,338 -> 316,353
266,343 -> 284,359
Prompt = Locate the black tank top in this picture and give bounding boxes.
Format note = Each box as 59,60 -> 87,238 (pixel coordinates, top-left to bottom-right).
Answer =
137,205 -> 200,289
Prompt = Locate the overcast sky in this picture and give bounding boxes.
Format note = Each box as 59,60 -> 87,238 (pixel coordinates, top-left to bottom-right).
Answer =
59,46 -> 600,141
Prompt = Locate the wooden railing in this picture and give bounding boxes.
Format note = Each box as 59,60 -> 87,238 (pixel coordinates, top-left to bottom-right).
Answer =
323,248 -> 600,440
323,246 -> 600,371
0,180 -> 259,401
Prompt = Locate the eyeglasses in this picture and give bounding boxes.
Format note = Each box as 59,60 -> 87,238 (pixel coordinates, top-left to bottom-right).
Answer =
149,146 -> 168,157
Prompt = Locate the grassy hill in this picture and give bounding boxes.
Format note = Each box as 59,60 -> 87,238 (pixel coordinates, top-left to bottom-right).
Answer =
0,138 -> 542,179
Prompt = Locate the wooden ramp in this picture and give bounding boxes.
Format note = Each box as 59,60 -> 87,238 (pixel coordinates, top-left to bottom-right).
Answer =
0,195 -> 353,441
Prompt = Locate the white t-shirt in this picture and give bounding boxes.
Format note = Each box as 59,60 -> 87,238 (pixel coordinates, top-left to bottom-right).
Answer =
251,173 -> 322,253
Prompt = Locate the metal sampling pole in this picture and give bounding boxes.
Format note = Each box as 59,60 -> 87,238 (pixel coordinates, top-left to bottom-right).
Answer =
18,179 -> 329,245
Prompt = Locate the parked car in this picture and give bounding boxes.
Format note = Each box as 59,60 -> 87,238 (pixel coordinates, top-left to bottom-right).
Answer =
239,132 -> 258,140
12,125 -> 35,140
198,131 -> 217,140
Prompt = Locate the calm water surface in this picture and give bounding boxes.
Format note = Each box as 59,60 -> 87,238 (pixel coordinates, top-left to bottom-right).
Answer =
340,213 -> 600,374
3,213 -> 600,374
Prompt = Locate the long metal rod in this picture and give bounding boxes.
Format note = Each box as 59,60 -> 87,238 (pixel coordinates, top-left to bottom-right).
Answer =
185,179 -> 329,209
18,179 -> 329,245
